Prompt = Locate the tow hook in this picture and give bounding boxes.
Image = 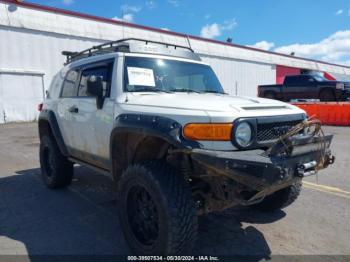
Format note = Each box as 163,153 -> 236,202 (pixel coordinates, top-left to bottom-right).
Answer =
323,154 -> 336,168
297,161 -> 317,177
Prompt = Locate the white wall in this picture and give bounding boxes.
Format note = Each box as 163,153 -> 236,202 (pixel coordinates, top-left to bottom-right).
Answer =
0,25 -> 105,91
0,25 -> 277,122
0,24 -> 277,96
0,26 -> 105,122
0,1 -> 349,123
1,1 -> 349,75
201,55 -> 275,96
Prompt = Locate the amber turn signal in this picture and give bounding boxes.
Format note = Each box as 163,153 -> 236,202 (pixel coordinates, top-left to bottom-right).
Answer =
183,123 -> 233,141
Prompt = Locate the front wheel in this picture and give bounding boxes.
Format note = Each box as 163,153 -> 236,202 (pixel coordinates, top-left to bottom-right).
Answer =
117,161 -> 197,255
319,89 -> 336,102
252,181 -> 302,212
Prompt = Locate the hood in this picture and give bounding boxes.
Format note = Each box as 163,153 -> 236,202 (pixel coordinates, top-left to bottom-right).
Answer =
321,80 -> 350,86
125,93 -> 302,114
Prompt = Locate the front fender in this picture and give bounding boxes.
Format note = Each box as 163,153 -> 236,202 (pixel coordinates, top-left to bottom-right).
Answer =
109,114 -> 201,180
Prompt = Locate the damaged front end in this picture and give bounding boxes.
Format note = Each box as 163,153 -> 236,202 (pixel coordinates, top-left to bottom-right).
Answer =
173,119 -> 335,215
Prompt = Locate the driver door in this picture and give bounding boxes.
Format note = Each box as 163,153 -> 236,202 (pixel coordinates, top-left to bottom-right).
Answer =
72,60 -> 115,169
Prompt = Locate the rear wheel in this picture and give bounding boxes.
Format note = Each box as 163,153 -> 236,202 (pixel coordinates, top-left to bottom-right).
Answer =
319,89 -> 335,102
264,92 -> 276,99
117,161 -> 197,255
252,181 -> 302,212
40,135 -> 73,189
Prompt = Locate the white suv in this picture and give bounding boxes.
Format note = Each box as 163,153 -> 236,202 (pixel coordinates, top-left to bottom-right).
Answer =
38,38 -> 334,255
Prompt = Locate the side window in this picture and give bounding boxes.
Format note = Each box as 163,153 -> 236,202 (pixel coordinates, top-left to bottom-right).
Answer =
61,69 -> 79,97
78,64 -> 112,97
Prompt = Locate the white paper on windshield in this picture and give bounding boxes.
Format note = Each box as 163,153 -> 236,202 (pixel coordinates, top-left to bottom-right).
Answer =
127,67 -> 155,87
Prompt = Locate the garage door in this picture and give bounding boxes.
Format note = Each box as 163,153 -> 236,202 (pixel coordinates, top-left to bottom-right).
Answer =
0,72 -> 44,123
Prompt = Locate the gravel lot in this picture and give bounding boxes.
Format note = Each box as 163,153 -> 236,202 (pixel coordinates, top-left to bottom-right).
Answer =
0,123 -> 349,259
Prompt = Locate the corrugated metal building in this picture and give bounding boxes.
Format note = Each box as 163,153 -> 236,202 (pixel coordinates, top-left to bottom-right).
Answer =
1,0 -> 350,123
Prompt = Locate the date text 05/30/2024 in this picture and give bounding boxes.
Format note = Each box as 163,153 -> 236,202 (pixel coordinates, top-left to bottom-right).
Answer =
127,256 -> 220,261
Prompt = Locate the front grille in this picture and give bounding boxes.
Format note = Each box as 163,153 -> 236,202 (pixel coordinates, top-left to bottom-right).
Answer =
257,120 -> 302,142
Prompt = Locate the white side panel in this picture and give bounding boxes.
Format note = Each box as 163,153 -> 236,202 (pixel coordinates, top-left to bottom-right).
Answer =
0,73 -> 43,122
201,55 -> 276,97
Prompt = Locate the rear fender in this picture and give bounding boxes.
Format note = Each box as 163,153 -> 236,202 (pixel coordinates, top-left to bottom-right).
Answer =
38,110 -> 69,157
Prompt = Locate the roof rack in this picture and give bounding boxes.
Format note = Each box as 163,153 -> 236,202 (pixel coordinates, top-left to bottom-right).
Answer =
62,38 -> 195,65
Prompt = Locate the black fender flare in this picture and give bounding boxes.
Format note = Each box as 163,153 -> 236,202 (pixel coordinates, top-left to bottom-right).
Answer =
109,114 -> 201,180
38,110 -> 69,157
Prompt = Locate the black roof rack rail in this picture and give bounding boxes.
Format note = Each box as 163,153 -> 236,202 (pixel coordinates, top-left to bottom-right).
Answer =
62,38 -> 194,65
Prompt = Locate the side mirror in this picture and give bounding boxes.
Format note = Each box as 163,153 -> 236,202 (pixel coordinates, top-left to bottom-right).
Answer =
87,75 -> 104,109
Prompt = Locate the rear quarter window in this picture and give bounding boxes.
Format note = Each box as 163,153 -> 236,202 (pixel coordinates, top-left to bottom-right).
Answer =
48,70 -> 66,99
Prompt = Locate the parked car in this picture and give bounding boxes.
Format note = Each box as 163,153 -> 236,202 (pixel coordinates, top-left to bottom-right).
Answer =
258,74 -> 350,101
38,39 -> 334,255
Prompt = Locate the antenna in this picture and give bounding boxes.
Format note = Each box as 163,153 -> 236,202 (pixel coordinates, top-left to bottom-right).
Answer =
186,35 -> 192,50
122,9 -> 125,39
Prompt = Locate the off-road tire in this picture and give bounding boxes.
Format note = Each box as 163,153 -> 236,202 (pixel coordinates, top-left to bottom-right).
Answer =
319,89 -> 335,102
252,181 -> 302,212
117,160 -> 197,255
40,135 -> 73,189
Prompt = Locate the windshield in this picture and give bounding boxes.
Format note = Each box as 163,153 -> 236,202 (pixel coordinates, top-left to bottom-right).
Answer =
124,56 -> 225,94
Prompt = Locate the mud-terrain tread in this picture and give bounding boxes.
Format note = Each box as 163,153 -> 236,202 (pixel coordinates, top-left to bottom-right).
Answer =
118,160 -> 197,255
40,135 -> 73,189
252,181 -> 302,212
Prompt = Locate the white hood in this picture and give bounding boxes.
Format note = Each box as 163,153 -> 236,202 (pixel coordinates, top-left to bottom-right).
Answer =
120,92 -> 306,151
124,92 -> 304,117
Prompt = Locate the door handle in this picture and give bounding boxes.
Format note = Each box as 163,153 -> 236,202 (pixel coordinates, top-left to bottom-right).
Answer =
68,106 -> 79,113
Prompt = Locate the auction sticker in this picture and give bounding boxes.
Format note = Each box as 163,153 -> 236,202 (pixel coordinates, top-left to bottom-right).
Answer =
127,67 -> 155,87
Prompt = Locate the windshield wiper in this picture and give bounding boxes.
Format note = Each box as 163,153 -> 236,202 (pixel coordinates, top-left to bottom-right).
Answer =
134,87 -> 174,93
201,90 -> 228,94
170,88 -> 201,93
201,90 -> 226,94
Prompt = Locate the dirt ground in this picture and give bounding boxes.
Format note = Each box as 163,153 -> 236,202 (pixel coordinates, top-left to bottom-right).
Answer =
0,123 -> 349,259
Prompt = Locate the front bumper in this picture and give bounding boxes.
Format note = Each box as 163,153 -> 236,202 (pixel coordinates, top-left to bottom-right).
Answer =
344,89 -> 350,101
338,89 -> 350,101
188,134 -> 334,201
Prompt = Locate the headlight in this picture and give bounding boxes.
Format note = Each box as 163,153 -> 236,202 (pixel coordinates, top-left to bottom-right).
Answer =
336,83 -> 345,90
234,122 -> 252,147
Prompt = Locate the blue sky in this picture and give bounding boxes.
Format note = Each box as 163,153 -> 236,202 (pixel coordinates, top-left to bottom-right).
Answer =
30,0 -> 350,65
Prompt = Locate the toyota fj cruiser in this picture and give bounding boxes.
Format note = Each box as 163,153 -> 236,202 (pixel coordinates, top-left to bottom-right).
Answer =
38,38 -> 335,255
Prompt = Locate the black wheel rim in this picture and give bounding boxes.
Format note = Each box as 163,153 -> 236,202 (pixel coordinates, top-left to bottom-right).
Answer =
126,185 -> 159,246
42,146 -> 54,178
